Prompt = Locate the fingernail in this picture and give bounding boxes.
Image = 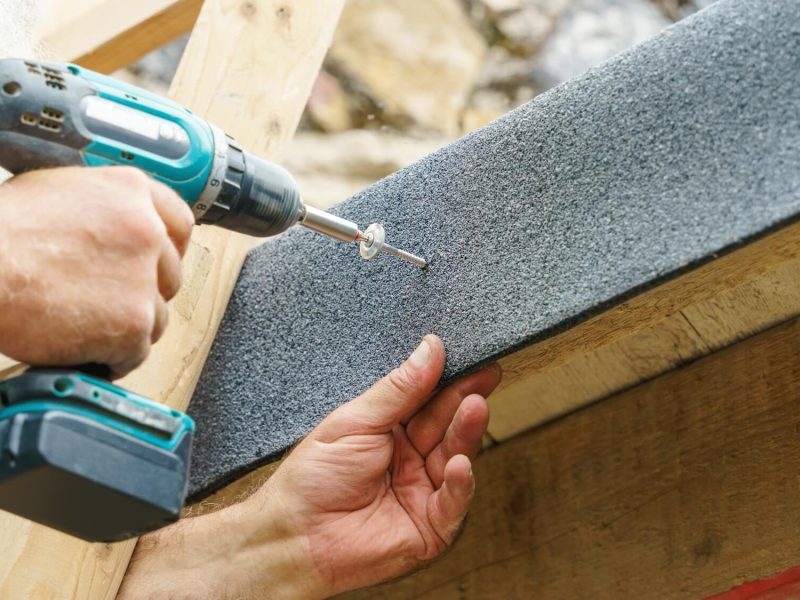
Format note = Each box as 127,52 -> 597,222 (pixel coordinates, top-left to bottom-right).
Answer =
409,337 -> 432,367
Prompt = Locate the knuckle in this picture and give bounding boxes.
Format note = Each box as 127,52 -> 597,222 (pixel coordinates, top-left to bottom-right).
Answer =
173,262 -> 184,290
162,263 -> 183,300
110,310 -> 153,373
108,166 -> 150,189
181,207 -> 195,239
386,365 -> 418,397
120,300 -> 156,346
175,209 -> 195,247
116,207 -> 163,249
157,180 -> 186,207
151,309 -> 168,343
159,186 -> 195,246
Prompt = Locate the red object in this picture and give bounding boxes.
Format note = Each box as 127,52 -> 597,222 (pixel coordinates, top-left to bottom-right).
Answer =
706,565 -> 800,600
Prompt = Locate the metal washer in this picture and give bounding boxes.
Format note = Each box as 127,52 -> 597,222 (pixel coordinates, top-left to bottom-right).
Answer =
359,223 -> 385,260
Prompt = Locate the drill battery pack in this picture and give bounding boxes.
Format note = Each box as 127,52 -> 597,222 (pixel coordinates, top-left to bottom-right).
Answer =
0,369 -> 194,541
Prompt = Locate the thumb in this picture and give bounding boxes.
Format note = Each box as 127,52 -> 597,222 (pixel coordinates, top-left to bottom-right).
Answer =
315,335 -> 446,439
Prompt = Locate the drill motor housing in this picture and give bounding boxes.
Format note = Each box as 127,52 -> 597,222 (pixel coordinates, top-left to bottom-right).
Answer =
0,57 -> 302,236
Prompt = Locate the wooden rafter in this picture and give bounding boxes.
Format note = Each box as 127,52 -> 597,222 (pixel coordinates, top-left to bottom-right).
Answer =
35,0 -> 203,74
489,222 -> 800,442
346,317 -> 800,599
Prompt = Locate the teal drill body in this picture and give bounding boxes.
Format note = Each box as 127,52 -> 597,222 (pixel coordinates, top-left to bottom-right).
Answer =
0,58 -> 303,236
0,57 -> 309,542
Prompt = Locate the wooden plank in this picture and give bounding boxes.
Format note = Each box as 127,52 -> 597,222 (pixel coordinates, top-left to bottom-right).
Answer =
0,354 -> 22,378
0,1 -> 343,598
345,317 -> 800,599
35,0 -> 203,73
489,220 -> 800,441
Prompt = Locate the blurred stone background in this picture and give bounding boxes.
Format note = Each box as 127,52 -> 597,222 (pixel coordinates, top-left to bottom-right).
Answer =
117,0 -> 717,208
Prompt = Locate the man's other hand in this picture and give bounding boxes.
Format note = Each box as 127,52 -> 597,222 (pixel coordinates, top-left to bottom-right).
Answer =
120,335 -> 501,599
262,334 -> 501,595
0,167 -> 194,377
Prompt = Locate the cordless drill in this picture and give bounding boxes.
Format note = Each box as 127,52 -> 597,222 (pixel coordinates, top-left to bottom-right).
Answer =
0,58 -> 425,542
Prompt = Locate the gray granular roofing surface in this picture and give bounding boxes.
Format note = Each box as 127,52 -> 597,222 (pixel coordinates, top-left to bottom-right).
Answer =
187,0 -> 800,499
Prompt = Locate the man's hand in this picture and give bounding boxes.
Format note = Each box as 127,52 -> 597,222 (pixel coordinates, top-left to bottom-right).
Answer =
261,334 -> 500,594
0,167 -> 193,377
120,335 -> 501,599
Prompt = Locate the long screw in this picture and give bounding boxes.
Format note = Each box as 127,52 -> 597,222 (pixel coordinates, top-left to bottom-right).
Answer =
357,228 -> 427,269
380,242 -> 427,269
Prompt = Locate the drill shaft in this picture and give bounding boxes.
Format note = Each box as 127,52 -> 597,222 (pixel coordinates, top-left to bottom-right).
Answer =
300,205 -> 360,242
301,206 -> 426,269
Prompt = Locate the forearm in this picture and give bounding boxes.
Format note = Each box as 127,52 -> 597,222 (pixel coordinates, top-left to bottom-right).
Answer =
118,494 -> 326,600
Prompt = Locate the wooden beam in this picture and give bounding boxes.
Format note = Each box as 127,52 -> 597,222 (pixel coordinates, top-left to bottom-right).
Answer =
489,220 -> 800,441
0,1 -> 343,598
0,355 -> 21,378
344,317 -> 800,599
35,0 -> 203,73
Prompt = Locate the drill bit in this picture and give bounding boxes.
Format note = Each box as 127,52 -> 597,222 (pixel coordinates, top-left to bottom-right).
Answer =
299,206 -> 427,269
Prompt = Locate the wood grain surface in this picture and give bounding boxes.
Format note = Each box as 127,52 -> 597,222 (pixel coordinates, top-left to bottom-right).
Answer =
36,0 -> 203,74
345,317 -> 800,599
490,220 -> 800,441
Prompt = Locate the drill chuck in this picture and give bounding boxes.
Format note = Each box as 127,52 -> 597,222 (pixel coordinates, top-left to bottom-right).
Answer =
196,134 -> 302,237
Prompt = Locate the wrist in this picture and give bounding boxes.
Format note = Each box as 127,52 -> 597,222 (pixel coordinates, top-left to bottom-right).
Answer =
0,197 -> 26,324
119,492 -> 326,600
0,196 -> 16,306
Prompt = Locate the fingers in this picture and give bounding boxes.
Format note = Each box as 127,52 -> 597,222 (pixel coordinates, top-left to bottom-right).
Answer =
428,454 -> 474,545
111,332 -> 152,378
149,179 -> 189,317
151,296 -> 169,343
148,178 -> 194,257
407,364 -> 500,457
0,167 -> 190,378
425,394 -> 489,487
157,238 -> 183,300
314,335 -> 446,440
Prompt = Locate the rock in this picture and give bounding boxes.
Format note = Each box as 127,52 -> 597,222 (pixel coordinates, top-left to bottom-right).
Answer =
461,89 -> 511,133
111,35 -> 187,96
478,0 -> 523,13
328,0 -> 486,136
306,71 -> 354,133
689,0 -> 718,12
284,131 -> 448,208
532,0 -> 671,89
649,0 -> 692,20
120,35 -> 188,95
495,0 -> 572,55
475,45 -> 537,93
651,0 -> 717,20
